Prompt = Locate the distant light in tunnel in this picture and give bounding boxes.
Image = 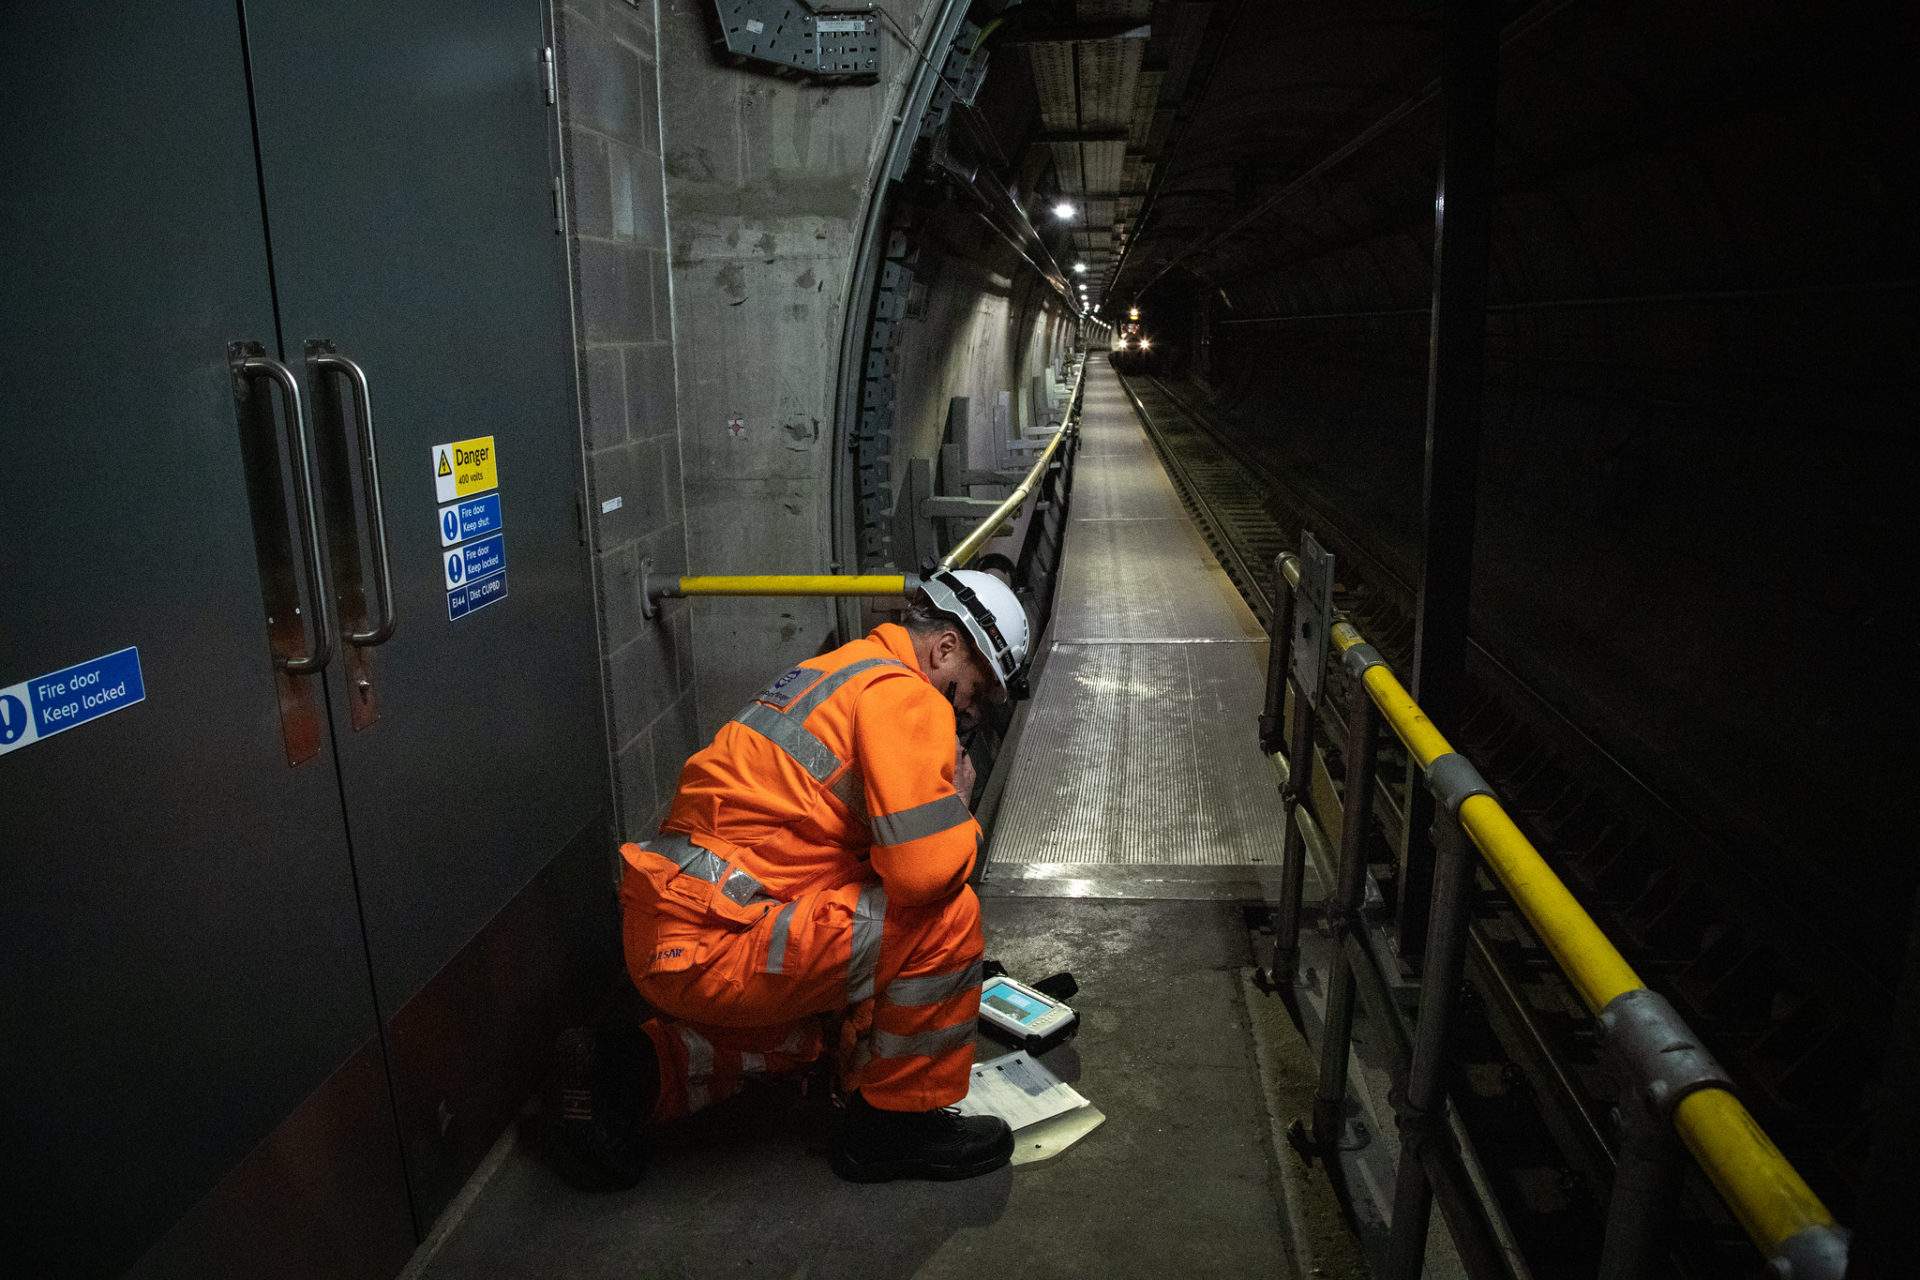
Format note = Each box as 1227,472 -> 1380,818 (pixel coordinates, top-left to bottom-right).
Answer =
1073,262 -> 1087,273
1052,201 -> 1075,219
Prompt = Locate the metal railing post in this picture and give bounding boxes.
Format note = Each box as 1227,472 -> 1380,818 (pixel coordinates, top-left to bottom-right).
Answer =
1259,552 -> 1296,753
1593,987 -> 1737,1280
1595,1079 -> 1684,1280
1385,760 -> 1492,1280
1312,642 -> 1385,1146
1271,679 -> 1319,983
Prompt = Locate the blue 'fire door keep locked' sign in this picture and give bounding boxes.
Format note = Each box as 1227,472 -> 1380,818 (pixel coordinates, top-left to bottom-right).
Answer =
0,646 -> 146,757
442,532 -> 507,591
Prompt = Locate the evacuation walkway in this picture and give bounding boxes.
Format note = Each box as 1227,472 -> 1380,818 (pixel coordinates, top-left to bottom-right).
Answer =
985,359 -> 1299,901
402,358 -> 1338,1279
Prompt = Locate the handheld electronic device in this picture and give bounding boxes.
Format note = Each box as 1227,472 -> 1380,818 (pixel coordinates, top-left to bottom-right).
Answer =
978,974 -> 1079,1055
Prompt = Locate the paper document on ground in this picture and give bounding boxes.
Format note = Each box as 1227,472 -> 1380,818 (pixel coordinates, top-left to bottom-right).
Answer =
956,1050 -> 1089,1130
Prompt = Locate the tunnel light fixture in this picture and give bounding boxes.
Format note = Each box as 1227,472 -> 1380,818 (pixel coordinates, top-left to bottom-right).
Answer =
1073,262 -> 1087,273
1052,201 -> 1075,219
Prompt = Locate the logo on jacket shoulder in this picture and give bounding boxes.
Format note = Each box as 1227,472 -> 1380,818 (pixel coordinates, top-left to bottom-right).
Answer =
650,945 -> 686,963
757,666 -> 816,710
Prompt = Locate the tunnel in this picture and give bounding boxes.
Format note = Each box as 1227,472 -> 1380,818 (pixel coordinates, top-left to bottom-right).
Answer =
2,1 -> 1912,1277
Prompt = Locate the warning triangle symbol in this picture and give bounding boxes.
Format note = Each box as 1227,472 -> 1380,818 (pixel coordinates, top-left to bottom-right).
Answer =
437,450 -> 452,477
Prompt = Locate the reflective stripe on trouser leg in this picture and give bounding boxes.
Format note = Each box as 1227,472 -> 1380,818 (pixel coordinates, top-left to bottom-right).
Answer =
855,887 -> 984,1111
847,882 -> 888,1003
679,1026 -> 715,1113
640,1017 -> 824,1124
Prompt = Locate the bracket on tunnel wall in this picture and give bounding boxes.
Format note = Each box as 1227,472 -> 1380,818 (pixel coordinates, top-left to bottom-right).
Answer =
891,457 -> 1018,572
710,3 -> 882,82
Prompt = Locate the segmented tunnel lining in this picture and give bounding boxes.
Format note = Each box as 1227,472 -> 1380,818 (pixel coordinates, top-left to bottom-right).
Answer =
989,362 -> 1289,869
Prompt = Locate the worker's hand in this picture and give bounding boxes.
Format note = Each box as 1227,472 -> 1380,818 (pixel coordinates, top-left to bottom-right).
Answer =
954,738 -> 977,803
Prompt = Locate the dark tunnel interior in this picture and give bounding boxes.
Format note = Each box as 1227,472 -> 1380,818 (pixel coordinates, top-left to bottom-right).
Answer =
5,2 -> 1916,1274
977,0 -> 1916,986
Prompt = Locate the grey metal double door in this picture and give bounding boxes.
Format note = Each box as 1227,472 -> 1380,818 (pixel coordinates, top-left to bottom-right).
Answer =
1,3 -> 605,1274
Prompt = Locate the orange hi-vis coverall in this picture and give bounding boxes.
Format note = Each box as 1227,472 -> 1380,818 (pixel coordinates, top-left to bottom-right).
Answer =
619,623 -> 985,1121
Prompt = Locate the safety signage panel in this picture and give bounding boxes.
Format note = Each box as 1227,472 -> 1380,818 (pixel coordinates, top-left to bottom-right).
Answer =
442,532 -> 507,591
439,493 -> 503,547
432,435 -> 498,503
0,646 -> 146,758
447,570 -> 508,620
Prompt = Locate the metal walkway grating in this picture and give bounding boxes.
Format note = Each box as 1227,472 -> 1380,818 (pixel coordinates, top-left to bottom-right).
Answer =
988,362 -> 1288,874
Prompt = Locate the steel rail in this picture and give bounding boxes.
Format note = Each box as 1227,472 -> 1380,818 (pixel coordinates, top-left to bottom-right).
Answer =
1283,581 -> 1848,1275
1113,374 -> 1268,616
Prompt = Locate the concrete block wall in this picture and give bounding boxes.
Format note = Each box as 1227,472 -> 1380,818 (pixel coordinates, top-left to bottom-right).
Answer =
556,0 -> 698,838
654,0 -> 940,736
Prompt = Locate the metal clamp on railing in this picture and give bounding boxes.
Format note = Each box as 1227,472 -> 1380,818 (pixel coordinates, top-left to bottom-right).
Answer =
1341,641 -> 1387,680
1599,987 -> 1734,1116
1423,752 -> 1495,817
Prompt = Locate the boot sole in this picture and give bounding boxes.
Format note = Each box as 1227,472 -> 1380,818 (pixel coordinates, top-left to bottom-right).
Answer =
829,1133 -> 1015,1183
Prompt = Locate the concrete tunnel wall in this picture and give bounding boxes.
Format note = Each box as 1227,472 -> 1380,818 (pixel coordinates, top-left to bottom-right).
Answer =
560,0 -> 1078,837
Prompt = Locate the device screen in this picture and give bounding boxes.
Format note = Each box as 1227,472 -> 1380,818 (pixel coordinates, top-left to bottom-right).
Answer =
983,982 -> 1051,1025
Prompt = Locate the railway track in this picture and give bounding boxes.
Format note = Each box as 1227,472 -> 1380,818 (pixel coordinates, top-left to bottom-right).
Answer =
1116,369 -> 1874,1278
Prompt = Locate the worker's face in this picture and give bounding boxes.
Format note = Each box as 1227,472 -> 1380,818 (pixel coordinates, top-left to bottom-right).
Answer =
925,630 -> 1007,731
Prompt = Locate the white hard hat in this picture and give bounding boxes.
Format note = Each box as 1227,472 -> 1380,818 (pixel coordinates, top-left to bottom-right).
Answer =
916,568 -> 1031,697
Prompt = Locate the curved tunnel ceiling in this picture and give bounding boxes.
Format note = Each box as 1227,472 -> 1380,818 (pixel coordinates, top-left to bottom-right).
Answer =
975,0 -> 1914,324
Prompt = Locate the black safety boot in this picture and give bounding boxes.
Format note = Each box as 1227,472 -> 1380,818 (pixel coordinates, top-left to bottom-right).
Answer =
831,1092 -> 1015,1182
545,1023 -> 657,1190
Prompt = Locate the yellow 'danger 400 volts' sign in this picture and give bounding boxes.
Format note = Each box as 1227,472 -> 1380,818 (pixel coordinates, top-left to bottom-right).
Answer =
433,435 -> 498,503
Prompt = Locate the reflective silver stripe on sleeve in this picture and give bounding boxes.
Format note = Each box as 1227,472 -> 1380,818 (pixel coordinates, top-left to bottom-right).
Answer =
682,847 -> 729,885
649,832 -> 728,885
846,881 -> 888,1004
871,1017 -> 976,1061
884,959 -> 984,1008
678,1026 -> 715,1112
765,899 -> 801,974
721,866 -> 771,906
732,702 -> 842,781
870,792 -> 974,848
782,656 -> 907,722
651,832 -> 769,905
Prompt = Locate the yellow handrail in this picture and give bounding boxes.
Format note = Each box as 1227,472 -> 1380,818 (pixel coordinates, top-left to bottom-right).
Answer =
661,574 -> 912,599
939,360 -> 1085,570
1307,602 -> 1837,1264
644,360 -> 1087,607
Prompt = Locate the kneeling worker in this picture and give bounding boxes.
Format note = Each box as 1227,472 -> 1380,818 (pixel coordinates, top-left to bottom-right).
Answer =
553,569 -> 1030,1186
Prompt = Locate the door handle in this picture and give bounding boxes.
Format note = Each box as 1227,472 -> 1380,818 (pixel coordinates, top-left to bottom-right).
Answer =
233,347 -> 334,674
307,344 -> 396,645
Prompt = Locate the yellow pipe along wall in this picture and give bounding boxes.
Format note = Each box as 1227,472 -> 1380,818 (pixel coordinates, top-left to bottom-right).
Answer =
665,575 -> 911,598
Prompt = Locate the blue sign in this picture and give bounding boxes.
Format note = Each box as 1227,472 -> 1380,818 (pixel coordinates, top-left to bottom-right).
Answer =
442,532 -> 507,590
438,493 -> 503,547
0,647 -> 146,757
447,569 -> 508,620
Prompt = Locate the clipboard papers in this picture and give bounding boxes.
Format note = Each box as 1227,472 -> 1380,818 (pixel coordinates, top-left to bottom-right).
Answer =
954,1049 -> 1106,1166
